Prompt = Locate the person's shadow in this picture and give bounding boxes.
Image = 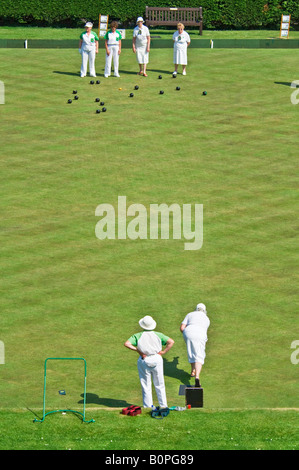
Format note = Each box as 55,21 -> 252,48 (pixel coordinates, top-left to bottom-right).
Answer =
78,393 -> 132,408
53,71 -> 80,77
163,356 -> 191,385
274,81 -> 293,87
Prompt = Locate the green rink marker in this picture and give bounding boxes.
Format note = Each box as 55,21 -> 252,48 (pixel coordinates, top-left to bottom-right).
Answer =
33,357 -> 95,424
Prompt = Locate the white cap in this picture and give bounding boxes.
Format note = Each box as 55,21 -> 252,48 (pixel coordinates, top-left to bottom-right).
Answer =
136,17 -> 144,24
85,22 -> 93,28
196,303 -> 207,313
139,315 -> 156,330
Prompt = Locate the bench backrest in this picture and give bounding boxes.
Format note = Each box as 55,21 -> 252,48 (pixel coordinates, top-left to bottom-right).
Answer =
145,6 -> 203,26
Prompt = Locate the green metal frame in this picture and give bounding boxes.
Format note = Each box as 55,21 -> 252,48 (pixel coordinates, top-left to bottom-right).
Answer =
33,357 -> 95,423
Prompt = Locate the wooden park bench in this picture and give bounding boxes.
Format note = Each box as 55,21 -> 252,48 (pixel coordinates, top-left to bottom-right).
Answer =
145,6 -> 203,35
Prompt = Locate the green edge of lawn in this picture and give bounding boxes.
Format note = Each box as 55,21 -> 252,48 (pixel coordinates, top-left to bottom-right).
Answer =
0,409 -> 298,450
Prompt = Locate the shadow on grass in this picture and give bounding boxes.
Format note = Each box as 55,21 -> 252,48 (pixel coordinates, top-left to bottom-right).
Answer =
274,81 -> 293,87
53,70 -> 80,76
79,393 -> 132,408
164,356 -> 191,385
147,68 -> 173,75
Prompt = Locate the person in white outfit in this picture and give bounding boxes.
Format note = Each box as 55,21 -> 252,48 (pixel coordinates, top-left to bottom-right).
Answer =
124,315 -> 174,408
79,22 -> 99,78
104,21 -> 122,78
172,23 -> 191,76
180,303 -> 210,387
132,17 -> 151,76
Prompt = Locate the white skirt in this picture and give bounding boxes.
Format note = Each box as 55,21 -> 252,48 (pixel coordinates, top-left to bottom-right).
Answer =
183,326 -> 207,364
136,44 -> 149,64
173,45 -> 188,65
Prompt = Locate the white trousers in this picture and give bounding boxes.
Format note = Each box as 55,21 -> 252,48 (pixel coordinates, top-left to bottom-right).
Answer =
137,354 -> 167,408
104,45 -> 119,76
81,48 -> 96,77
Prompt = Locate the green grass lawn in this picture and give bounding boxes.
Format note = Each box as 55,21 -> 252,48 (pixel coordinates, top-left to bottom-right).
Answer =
0,45 -> 298,449
1,409 -> 298,450
1,25 -> 299,40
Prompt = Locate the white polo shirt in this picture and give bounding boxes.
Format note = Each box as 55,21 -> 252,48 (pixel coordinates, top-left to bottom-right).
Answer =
80,30 -> 99,51
133,25 -> 150,47
173,30 -> 191,50
104,29 -> 122,45
127,331 -> 169,356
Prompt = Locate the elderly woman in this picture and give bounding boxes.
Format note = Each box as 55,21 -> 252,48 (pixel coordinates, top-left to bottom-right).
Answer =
132,17 -> 151,76
180,303 -> 210,387
79,22 -> 99,78
172,22 -> 191,76
104,21 -> 122,78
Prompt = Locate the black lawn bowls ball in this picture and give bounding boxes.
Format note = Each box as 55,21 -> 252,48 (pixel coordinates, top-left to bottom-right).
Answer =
158,75 -> 162,79
172,73 -> 177,78
96,109 -> 101,114
90,80 -> 95,85
159,90 -> 164,95
74,95 -> 79,100
72,90 -> 77,94
176,86 -> 180,91
202,91 -> 207,95
67,99 -> 72,103
134,85 -> 139,90
129,93 -> 134,97
100,101 -> 105,106
95,98 -> 100,102
96,80 -> 100,84
102,107 -> 107,112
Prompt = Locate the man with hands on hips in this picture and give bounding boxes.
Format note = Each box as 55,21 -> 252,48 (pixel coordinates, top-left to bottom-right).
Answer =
124,316 -> 174,409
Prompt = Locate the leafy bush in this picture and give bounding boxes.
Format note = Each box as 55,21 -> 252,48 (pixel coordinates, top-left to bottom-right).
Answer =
0,0 -> 298,29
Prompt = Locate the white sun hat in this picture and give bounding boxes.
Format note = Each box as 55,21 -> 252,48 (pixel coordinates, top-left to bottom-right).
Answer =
136,17 -> 145,23
139,315 -> 157,330
85,22 -> 93,28
196,303 -> 207,313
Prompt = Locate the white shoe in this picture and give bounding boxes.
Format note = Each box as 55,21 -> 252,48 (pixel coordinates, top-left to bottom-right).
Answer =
114,74 -> 120,78
182,70 -> 186,76
172,71 -> 177,76
104,74 -> 109,78
90,74 -> 96,78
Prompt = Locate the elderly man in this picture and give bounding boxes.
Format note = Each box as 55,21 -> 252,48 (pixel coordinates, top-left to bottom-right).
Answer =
124,315 -> 174,408
180,303 -> 210,387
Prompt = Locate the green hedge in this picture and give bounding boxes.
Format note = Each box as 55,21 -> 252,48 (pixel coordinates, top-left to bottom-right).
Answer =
0,0 -> 298,29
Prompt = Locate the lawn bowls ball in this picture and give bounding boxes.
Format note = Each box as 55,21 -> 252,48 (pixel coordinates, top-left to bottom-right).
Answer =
95,98 -> 100,102
159,90 -> 164,94
100,101 -> 105,106
134,85 -> 139,90
202,91 -> 207,95
72,90 -> 77,94
130,93 -> 134,97
96,80 -> 100,84
158,75 -> 162,79
67,99 -> 72,103
102,107 -> 107,112
176,87 -> 180,91
74,95 -> 79,100
96,109 -> 101,114
90,80 -> 95,85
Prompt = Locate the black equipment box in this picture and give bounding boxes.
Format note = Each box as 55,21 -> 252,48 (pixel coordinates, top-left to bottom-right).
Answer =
185,387 -> 203,408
